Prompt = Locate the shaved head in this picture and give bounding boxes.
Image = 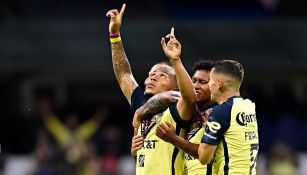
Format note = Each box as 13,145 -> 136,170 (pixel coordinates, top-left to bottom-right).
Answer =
208,60 -> 244,102
213,60 -> 244,84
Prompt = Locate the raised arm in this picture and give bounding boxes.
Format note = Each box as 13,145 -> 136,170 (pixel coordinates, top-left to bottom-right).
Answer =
132,90 -> 180,129
106,4 -> 138,104
161,28 -> 196,120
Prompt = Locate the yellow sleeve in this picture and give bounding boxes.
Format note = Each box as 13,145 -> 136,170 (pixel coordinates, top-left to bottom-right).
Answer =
75,117 -> 100,141
45,115 -> 71,146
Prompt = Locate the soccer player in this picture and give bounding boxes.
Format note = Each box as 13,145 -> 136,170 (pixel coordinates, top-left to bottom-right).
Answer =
198,60 -> 259,175
106,4 -> 196,175
132,60 -> 216,175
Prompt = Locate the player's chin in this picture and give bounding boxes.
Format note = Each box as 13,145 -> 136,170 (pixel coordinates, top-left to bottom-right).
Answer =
196,94 -> 201,101
144,89 -> 155,96
199,94 -> 211,102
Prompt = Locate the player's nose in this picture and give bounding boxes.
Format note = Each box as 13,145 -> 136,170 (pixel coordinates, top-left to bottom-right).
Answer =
194,82 -> 200,89
150,75 -> 157,81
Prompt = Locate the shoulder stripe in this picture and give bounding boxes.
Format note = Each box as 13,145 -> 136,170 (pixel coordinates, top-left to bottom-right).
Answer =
223,137 -> 229,175
206,164 -> 212,175
130,86 -> 147,111
169,104 -> 191,130
171,125 -> 181,175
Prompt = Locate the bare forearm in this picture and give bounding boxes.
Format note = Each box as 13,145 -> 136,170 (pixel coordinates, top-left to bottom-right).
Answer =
137,93 -> 172,120
111,42 -> 132,80
111,41 -> 137,103
171,59 -> 196,120
172,136 -> 199,158
198,143 -> 217,165
171,59 -> 195,104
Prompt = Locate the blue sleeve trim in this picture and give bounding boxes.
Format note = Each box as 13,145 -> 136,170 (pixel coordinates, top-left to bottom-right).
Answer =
210,104 -> 232,130
130,86 -> 148,111
169,104 -> 191,130
201,101 -> 232,144
201,135 -> 220,145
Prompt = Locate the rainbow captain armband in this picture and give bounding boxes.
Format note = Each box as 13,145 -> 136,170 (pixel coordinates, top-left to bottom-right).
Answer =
109,32 -> 121,43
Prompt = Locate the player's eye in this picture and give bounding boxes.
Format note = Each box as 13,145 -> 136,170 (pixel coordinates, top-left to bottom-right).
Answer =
192,79 -> 197,83
160,74 -> 166,78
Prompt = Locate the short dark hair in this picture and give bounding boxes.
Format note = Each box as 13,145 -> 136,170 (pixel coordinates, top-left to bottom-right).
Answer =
192,59 -> 213,72
213,60 -> 244,82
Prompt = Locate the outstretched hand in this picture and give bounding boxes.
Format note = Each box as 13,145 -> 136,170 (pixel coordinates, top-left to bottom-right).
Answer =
106,4 -> 126,34
161,27 -> 181,62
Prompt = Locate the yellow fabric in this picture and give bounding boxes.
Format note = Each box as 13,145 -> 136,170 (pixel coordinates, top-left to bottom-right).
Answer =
136,108 -> 186,175
185,125 -> 209,175
213,98 -> 258,175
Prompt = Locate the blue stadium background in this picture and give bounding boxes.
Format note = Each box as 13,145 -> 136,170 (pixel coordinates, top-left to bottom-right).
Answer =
0,0 -> 307,174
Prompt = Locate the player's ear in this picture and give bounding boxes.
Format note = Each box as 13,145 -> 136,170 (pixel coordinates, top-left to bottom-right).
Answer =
217,79 -> 224,90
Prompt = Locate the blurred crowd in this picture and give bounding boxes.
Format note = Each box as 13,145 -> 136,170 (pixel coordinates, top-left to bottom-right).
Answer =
1,97 -> 135,175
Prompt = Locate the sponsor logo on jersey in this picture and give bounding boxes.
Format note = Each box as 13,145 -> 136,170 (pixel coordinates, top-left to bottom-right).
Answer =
245,131 -> 258,141
236,112 -> 257,127
142,140 -> 159,149
204,132 -> 217,140
206,121 -> 221,133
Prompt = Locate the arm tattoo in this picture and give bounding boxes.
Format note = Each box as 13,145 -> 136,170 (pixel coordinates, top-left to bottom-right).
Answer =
142,93 -> 173,117
111,42 -> 132,81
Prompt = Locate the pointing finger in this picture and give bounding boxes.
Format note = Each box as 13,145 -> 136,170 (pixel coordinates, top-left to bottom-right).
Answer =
120,4 -> 126,16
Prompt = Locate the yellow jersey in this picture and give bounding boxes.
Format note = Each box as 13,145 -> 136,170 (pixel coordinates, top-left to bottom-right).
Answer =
131,87 -> 190,175
201,96 -> 259,175
185,110 -> 214,175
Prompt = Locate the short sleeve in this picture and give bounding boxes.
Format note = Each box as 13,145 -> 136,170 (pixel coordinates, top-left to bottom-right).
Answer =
130,86 -> 148,112
201,104 -> 231,145
169,103 -> 192,130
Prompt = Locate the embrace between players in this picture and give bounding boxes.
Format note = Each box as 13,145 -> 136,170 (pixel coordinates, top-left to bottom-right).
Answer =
107,4 -> 259,175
